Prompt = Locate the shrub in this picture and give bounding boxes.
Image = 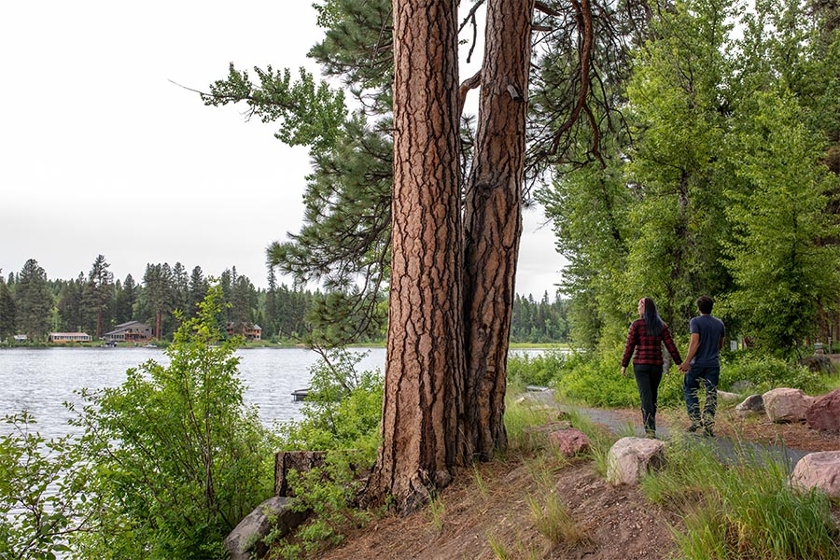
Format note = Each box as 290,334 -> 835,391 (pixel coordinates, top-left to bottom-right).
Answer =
722,353 -> 827,394
276,348 -> 383,453
507,350 -> 568,389
0,412 -> 89,560
67,285 -> 276,560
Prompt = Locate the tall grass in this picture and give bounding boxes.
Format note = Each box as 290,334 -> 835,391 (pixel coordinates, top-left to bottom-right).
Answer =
641,436 -> 840,559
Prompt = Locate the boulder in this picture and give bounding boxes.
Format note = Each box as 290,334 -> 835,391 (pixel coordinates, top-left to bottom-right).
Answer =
806,388 -> 840,433
547,428 -> 591,457
763,388 -> 815,423
224,496 -> 309,560
606,437 -> 667,486
735,394 -> 764,416
790,451 -> 840,499
717,390 -> 740,402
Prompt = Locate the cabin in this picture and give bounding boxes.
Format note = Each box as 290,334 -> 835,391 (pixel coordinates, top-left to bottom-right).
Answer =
103,321 -> 153,343
49,332 -> 93,343
226,322 -> 262,341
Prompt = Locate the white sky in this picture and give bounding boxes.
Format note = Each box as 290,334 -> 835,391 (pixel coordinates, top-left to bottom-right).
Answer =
0,1 -> 565,299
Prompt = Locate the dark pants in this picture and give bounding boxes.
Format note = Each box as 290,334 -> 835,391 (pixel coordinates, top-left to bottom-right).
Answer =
633,364 -> 663,435
683,365 -> 720,429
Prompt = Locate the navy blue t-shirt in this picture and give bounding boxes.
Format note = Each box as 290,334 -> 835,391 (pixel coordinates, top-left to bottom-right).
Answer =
689,314 -> 726,367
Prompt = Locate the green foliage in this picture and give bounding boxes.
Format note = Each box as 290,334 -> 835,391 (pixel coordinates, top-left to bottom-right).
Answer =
506,350 -> 568,389
554,350 -> 639,408
67,285 -> 275,559
641,438 -> 840,559
0,412 -> 89,560
276,348 -> 383,453
203,64 -> 346,152
723,89 -> 840,351
270,452 -> 374,558
722,353 -> 826,394
267,349 -> 382,557
510,293 -> 569,343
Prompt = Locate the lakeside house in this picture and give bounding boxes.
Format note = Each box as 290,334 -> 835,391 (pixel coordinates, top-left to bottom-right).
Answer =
226,322 -> 262,341
49,332 -> 93,343
103,321 -> 153,343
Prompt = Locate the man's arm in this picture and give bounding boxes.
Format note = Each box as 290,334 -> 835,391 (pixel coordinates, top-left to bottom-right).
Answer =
679,333 -> 700,372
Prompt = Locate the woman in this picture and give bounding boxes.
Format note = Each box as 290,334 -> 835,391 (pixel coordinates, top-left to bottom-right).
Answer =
620,297 -> 682,438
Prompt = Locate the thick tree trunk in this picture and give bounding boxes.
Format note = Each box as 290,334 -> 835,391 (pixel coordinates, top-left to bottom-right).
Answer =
366,0 -> 468,512
464,0 -> 534,460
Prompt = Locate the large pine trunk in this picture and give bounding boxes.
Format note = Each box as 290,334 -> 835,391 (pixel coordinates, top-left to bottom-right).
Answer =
463,0 -> 534,460
366,0 -> 468,512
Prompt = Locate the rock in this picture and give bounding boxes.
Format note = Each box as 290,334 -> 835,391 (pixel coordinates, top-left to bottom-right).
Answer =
806,388 -> 840,433
717,390 -> 740,402
790,451 -> 840,499
735,394 -> 764,416
523,420 -> 573,449
763,388 -> 815,423
224,496 -> 309,560
547,428 -> 591,457
606,437 -> 667,486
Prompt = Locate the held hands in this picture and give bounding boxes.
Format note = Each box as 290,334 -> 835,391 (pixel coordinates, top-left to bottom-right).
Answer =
678,361 -> 690,374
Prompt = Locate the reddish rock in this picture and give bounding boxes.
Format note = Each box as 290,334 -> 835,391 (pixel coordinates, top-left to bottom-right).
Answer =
806,388 -> 840,433
547,428 -> 591,457
763,388 -> 815,423
790,451 -> 840,499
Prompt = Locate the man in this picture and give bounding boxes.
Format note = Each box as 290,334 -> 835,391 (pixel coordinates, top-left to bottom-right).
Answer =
678,295 -> 726,436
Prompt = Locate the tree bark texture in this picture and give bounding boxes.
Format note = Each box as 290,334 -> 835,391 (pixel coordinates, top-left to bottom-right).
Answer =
367,0 -> 467,512
464,0 -> 534,460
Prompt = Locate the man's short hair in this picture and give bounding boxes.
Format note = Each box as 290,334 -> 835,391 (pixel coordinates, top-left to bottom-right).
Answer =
697,295 -> 714,314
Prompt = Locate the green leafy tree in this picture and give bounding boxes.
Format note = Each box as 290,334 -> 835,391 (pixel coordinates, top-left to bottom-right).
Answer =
0,412 -> 92,560
724,91 -> 840,351
14,259 -> 53,340
68,285 -> 275,559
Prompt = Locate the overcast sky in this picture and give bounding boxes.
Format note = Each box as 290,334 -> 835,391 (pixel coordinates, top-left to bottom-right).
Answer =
0,1 -> 566,299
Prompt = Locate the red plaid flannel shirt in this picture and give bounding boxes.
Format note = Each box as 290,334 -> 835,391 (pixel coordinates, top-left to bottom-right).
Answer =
621,319 -> 682,367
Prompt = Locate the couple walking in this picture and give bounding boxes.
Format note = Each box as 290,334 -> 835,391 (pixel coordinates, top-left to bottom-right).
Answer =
620,296 -> 725,438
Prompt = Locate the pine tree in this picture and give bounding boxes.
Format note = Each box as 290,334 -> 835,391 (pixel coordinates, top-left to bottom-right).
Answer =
14,259 -> 53,340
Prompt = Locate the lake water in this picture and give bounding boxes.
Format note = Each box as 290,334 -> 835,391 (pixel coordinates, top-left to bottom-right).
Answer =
0,346 -> 552,439
0,346 -> 387,438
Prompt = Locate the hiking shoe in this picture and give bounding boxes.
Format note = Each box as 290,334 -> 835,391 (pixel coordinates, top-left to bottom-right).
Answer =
703,426 -> 714,437
686,424 -> 701,433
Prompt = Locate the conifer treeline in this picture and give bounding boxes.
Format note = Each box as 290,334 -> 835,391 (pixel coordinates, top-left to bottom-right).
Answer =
0,256 -> 313,342
0,257 -> 567,343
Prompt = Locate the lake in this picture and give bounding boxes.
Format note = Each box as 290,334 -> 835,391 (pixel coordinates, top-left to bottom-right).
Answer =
0,346 -> 552,439
0,346 -> 387,438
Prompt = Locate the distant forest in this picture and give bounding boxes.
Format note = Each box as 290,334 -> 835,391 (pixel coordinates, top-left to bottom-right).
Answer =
0,256 -> 567,344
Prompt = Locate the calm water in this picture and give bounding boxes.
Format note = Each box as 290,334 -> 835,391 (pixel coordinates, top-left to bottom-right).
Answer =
0,346 -> 386,438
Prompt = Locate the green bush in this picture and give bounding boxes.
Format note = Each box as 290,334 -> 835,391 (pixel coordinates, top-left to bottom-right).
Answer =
506,350 -> 567,389
721,352 -> 828,394
67,285 -> 276,560
554,349 -> 639,408
0,412 -> 89,560
276,349 -> 383,453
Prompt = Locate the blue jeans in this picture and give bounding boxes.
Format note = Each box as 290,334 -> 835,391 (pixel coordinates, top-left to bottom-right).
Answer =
683,365 -> 720,428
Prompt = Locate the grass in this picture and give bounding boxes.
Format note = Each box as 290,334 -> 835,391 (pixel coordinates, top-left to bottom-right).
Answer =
640,434 -> 840,560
